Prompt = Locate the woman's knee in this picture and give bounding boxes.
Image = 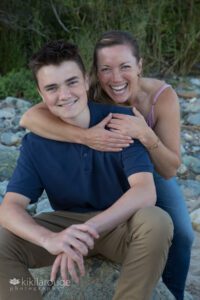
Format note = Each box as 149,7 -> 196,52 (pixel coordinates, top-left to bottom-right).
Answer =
173,222 -> 195,249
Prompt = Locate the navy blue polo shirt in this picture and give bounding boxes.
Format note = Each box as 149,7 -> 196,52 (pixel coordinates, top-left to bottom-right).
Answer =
7,101 -> 153,212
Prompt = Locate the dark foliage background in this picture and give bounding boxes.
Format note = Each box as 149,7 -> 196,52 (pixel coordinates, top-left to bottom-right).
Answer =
0,0 -> 200,101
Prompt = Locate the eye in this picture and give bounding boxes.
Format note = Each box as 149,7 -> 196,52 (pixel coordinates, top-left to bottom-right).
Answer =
46,86 -> 57,92
121,65 -> 131,70
100,67 -> 111,73
68,79 -> 79,86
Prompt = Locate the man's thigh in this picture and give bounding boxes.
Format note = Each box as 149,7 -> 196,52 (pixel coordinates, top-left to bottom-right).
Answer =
0,210 -> 100,269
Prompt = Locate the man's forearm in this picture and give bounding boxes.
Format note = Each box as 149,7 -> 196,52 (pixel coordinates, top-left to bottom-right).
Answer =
0,194 -> 99,258
85,182 -> 156,234
0,200 -> 53,248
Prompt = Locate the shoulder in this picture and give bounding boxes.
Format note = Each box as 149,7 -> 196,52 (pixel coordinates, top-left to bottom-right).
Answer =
89,100 -> 133,126
143,79 -> 179,115
89,100 -> 133,115
21,132 -> 62,152
154,84 -> 179,113
22,132 -> 48,145
142,78 -> 175,98
141,78 -> 179,126
145,78 -> 177,103
153,84 -> 180,130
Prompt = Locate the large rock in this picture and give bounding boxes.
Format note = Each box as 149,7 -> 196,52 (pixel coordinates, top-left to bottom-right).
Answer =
182,156 -> 200,174
190,208 -> 200,232
0,145 -> 19,180
30,256 -> 192,299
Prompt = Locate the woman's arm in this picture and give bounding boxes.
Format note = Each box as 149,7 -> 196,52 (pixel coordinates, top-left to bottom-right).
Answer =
148,88 -> 181,178
107,88 -> 181,179
20,102 -> 85,143
20,103 -> 133,151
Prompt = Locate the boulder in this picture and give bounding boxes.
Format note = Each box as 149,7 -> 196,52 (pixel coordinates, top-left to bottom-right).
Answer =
0,145 -> 19,181
190,208 -> 200,232
30,256 -> 179,300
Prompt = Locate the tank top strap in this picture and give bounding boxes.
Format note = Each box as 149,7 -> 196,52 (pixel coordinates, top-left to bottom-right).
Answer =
152,83 -> 171,105
146,83 -> 171,128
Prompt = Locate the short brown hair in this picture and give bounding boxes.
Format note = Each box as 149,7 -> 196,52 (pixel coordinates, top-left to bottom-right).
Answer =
29,40 -> 86,85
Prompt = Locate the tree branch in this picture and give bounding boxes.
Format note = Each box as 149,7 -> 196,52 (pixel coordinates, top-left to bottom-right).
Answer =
50,0 -> 69,33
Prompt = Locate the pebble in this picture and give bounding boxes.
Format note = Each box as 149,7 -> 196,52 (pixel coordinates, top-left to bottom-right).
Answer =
183,133 -> 194,142
187,113 -> 200,125
1,132 -> 20,146
190,78 -> 200,86
182,155 -> 200,174
0,180 -> 8,197
177,163 -> 188,176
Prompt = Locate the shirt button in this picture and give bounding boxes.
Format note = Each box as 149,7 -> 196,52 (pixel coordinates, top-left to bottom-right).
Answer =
83,153 -> 88,157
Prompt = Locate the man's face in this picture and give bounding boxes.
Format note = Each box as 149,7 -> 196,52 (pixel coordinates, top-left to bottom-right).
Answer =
37,60 -> 89,123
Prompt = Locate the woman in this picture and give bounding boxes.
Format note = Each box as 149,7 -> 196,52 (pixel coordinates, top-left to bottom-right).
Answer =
20,30 -> 194,299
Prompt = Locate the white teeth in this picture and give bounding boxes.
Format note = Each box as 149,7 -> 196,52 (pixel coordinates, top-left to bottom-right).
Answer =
58,99 -> 77,107
111,84 -> 127,92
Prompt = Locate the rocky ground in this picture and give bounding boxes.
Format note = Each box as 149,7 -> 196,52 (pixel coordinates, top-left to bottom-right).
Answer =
0,76 -> 200,299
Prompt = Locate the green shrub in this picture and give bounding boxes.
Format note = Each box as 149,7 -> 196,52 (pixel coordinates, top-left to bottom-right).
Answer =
0,68 -> 40,103
0,0 -> 200,76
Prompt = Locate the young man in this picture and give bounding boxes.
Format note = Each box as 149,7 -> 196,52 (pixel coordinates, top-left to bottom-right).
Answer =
0,40 -> 173,300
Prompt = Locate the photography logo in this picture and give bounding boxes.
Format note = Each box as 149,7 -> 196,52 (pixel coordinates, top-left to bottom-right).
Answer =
9,278 -> 20,285
9,277 -> 70,293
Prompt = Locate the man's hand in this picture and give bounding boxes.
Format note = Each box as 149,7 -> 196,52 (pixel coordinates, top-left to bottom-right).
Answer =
46,223 -> 99,285
50,251 -> 84,285
43,223 -> 99,258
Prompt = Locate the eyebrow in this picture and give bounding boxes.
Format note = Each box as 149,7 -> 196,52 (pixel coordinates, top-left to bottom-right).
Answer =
44,76 -> 79,90
98,61 -> 132,67
66,76 -> 79,83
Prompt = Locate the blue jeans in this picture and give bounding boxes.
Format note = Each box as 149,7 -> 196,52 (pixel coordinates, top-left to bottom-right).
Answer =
154,171 -> 194,300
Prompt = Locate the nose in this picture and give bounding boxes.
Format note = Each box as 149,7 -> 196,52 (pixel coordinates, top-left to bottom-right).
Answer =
59,85 -> 71,100
111,69 -> 122,82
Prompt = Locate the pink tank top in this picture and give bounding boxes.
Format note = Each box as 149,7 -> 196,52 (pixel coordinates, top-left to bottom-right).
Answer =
146,84 -> 171,128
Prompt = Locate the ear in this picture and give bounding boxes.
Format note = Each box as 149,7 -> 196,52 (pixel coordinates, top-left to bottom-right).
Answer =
84,74 -> 89,92
138,58 -> 143,75
37,87 -> 45,103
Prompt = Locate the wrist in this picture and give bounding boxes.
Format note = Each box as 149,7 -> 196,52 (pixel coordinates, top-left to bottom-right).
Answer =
39,229 -> 55,249
146,137 -> 160,151
78,128 -> 88,145
85,219 -> 100,234
140,129 -> 160,150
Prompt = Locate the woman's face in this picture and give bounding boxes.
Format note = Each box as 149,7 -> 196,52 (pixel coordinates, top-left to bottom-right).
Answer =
97,44 -> 142,104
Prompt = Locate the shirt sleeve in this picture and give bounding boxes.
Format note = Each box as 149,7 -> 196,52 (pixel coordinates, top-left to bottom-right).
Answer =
110,105 -> 153,177
122,139 -> 154,177
6,136 -> 44,203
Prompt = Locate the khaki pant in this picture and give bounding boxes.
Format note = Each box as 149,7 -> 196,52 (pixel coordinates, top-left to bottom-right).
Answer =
0,207 -> 173,300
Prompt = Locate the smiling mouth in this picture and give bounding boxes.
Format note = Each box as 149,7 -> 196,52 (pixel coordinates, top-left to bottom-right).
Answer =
57,99 -> 78,107
110,83 -> 128,94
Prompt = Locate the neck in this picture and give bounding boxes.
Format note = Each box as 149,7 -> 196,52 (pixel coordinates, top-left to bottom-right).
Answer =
129,77 -> 147,106
61,105 -> 90,128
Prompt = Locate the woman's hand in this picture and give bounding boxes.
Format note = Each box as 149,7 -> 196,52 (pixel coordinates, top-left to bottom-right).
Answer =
106,107 -> 149,141
85,113 -> 133,151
